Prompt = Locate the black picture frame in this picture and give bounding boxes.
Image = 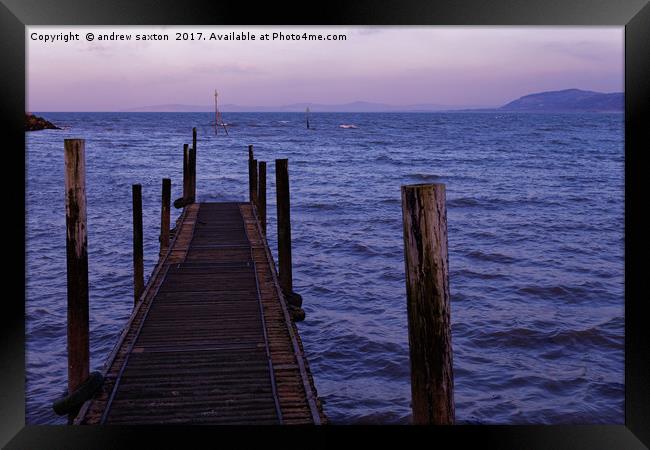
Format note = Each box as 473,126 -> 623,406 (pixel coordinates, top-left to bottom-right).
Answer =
2,0 -> 648,448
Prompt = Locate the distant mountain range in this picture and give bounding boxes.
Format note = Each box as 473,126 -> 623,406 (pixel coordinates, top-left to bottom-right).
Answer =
122,89 -> 623,113
123,101 -> 475,113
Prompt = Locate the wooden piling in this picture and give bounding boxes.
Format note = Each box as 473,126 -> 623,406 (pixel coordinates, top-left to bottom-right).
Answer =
189,146 -> 196,202
275,159 -> 293,294
248,146 -> 257,204
400,183 -> 454,425
160,178 -> 171,255
191,128 -> 197,201
250,159 -> 258,205
182,144 -> 189,200
63,139 -> 90,415
132,184 -> 144,305
258,161 -> 267,234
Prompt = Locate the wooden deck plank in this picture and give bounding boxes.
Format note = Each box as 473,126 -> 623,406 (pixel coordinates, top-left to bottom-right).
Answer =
74,202 -> 324,425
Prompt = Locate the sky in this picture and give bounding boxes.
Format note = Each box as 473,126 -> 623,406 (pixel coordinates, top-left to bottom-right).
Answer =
27,26 -> 624,111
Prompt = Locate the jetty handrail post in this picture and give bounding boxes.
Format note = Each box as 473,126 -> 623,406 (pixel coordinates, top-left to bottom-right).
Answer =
258,161 -> 267,234
248,145 -> 256,201
275,159 -> 293,295
189,146 -> 197,202
160,178 -> 171,255
132,184 -> 144,305
251,159 -> 258,206
182,144 -> 189,200
191,127 -> 197,201
63,138 -> 90,418
401,183 -> 455,425
248,145 -> 256,203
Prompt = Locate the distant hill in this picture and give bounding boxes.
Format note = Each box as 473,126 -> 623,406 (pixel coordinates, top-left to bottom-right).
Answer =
124,104 -> 211,112
262,101 -> 466,113
500,89 -> 623,112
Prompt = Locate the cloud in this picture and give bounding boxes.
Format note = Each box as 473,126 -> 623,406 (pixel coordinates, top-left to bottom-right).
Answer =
540,40 -> 621,63
353,27 -> 385,36
191,63 -> 265,75
78,43 -> 113,55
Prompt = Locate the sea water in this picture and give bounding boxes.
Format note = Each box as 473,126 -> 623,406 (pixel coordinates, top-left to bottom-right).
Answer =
26,112 -> 624,424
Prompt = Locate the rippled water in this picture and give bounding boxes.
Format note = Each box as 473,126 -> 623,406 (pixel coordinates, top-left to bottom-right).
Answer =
26,112 -> 624,424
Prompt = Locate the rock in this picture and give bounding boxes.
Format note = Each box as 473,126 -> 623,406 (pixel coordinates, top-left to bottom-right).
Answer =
25,113 -> 61,131
52,371 -> 104,416
289,305 -> 305,322
286,291 -> 303,307
173,196 -> 194,209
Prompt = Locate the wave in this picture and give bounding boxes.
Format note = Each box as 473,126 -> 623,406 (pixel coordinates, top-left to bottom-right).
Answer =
300,202 -> 341,211
448,197 -> 481,207
349,242 -> 382,256
454,268 -> 508,280
475,321 -> 623,350
465,250 -> 519,264
407,173 -> 442,182
516,281 -> 609,303
374,155 -> 396,162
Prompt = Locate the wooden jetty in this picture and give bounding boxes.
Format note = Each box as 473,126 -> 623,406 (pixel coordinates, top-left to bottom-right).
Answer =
58,127 -> 455,426
63,132 -> 324,425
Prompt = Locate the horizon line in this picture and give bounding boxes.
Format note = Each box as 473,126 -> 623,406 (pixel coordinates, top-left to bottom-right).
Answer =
28,88 -> 624,114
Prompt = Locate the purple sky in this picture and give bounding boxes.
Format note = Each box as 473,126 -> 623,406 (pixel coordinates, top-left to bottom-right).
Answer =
27,26 -> 623,111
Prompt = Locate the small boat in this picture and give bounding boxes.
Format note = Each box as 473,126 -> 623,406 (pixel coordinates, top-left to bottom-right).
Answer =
339,124 -> 358,129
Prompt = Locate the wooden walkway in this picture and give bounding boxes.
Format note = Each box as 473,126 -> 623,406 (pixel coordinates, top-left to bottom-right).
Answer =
75,202 -> 325,425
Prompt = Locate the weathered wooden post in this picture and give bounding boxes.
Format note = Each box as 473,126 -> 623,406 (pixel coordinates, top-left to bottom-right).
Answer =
63,139 -> 90,417
182,144 -> 189,200
251,159 -> 258,205
258,161 -> 267,234
275,159 -> 293,295
192,128 -> 197,200
189,127 -> 197,201
160,178 -> 171,255
248,145 -> 257,205
173,144 -> 193,209
401,183 -> 454,425
275,159 -> 304,321
189,146 -> 197,202
132,184 -> 144,305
